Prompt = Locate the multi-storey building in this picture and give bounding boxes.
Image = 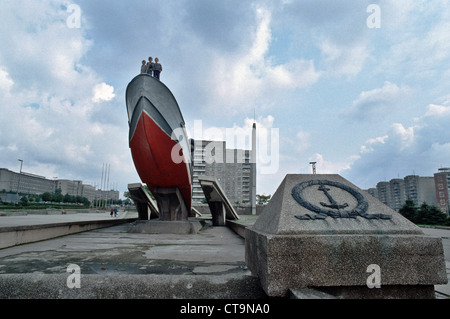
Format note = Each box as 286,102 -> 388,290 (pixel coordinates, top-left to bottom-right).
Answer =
57,179 -> 83,197
190,139 -> 255,206
366,187 -> 378,199
389,178 -> 406,210
375,181 -> 391,207
368,175 -> 437,211
434,168 -> 450,214
404,175 -> 436,206
0,168 -> 119,203
0,168 -> 55,195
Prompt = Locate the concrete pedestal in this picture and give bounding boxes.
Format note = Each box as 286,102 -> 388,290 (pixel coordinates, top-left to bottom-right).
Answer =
245,174 -> 448,298
198,176 -> 239,226
153,187 -> 189,221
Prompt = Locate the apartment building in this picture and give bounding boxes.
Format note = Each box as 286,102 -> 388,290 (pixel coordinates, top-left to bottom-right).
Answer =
0,168 -> 118,203
0,168 -> 55,195
368,175 -> 437,211
434,168 -> 450,213
190,139 -> 254,205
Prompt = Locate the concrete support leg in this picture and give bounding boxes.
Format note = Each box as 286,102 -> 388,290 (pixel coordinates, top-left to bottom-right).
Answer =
128,183 -> 159,220
135,202 -> 150,220
210,201 -> 226,226
153,187 -> 188,221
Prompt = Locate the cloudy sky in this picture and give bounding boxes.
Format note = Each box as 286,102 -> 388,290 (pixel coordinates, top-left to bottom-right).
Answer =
1,0 -> 450,198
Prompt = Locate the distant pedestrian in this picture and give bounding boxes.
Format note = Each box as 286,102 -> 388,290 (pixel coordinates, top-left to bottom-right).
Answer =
140,60 -> 147,74
114,207 -> 118,217
110,208 -> 114,217
146,57 -> 154,76
153,57 -> 162,80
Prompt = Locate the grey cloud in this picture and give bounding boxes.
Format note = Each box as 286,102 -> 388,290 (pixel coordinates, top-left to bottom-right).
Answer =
343,103 -> 450,189
181,0 -> 255,52
342,82 -> 412,121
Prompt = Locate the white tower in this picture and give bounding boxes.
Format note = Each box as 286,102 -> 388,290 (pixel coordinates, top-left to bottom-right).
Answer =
251,122 -> 257,215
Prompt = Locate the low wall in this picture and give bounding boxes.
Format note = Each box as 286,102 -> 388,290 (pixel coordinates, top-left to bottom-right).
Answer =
0,218 -> 137,249
226,220 -> 246,239
193,205 -> 265,216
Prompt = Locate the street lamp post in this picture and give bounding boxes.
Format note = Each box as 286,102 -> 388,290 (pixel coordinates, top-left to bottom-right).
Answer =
309,162 -> 317,175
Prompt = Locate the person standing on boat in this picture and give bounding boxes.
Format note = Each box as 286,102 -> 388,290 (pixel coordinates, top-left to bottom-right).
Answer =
146,57 -> 154,76
153,57 -> 162,80
140,60 -> 147,74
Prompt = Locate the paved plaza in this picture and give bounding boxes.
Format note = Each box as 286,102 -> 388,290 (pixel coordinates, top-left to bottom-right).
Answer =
0,212 -> 265,299
0,211 -> 448,299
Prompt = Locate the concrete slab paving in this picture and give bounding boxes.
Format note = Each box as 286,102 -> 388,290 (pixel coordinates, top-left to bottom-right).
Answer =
0,221 -> 266,299
0,210 -> 136,228
0,210 -> 139,249
0,211 -> 449,300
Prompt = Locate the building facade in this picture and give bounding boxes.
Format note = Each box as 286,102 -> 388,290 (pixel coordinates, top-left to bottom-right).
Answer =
190,139 -> 255,205
434,168 -> 450,214
368,175 -> 437,211
0,168 -> 55,195
0,168 -> 119,203
404,175 -> 436,207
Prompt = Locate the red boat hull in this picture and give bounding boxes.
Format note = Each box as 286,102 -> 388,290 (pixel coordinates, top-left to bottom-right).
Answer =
129,110 -> 192,211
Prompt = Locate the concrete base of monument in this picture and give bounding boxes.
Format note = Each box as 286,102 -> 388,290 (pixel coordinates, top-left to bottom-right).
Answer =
245,174 -> 448,298
246,229 -> 443,298
127,218 -> 204,234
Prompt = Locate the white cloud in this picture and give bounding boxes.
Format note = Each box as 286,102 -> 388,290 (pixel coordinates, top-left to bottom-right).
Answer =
188,115 -> 275,151
308,153 -> 356,175
391,123 -> 415,151
205,6 -> 321,115
360,135 -> 388,154
0,68 -> 14,91
377,1 -> 450,79
64,144 -> 91,164
319,39 -> 370,77
423,104 -> 450,117
0,1 -> 137,193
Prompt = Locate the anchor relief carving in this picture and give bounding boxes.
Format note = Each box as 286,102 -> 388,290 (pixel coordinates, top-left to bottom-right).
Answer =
292,180 -> 392,220
318,184 -> 349,210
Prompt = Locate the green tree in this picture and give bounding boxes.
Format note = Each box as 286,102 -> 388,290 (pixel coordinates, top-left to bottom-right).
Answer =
52,193 -> 64,203
256,194 -> 271,205
42,192 -> 52,202
416,202 -> 448,225
19,196 -> 29,206
63,193 -> 73,203
399,198 -> 418,223
81,197 -> 90,206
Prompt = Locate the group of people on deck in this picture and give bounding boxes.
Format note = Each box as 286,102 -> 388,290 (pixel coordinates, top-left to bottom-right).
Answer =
141,57 -> 163,80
